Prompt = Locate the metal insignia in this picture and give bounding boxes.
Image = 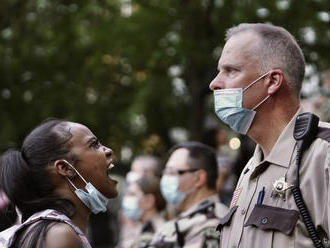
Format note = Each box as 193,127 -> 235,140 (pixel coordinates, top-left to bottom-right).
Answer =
271,177 -> 294,200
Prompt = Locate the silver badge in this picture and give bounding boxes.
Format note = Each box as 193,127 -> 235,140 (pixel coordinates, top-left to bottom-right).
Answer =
271,177 -> 294,200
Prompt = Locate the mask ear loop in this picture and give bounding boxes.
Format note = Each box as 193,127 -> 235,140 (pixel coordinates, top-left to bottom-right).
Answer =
252,95 -> 271,111
63,160 -> 88,190
243,70 -> 272,92
242,70 -> 272,111
66,177 -> 78,190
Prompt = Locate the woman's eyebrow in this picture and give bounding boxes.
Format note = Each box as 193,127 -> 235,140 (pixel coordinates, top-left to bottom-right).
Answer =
86,136 -> 97,145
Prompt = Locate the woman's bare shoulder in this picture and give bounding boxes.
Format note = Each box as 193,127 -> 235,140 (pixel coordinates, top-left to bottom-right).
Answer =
43,222 -> 82,248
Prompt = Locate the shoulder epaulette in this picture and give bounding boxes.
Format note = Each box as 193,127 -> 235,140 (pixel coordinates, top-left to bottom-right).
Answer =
187,200 -> 215,218
317,127 -> 330,142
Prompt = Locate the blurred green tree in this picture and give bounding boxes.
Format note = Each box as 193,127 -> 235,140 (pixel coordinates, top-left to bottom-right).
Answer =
1,0 -> 330,171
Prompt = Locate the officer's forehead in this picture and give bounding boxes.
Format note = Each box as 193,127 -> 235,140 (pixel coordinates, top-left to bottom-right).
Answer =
131,158 -> 155,172
219,31 -> 260,69
131,159 -> 145,172
166,148 -> 190,169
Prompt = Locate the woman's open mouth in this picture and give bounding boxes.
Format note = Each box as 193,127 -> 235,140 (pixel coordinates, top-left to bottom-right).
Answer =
107,163 -> 117,183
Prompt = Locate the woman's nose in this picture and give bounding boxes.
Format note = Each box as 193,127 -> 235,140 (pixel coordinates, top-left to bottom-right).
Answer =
104,146 -> 113,157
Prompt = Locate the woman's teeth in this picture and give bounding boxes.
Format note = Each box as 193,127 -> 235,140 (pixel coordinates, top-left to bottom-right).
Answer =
107,163 -> 115,177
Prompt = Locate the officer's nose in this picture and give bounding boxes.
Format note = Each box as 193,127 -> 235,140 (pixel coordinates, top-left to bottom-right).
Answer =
209,72 -> 224,91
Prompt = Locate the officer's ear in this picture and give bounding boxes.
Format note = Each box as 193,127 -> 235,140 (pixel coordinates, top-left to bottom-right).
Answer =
266,69 -> 284,95
54,160 -> 76,178
194,169 -> 207,188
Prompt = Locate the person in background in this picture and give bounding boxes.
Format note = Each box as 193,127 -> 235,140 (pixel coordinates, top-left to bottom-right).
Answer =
150,141 -> 228,248
301,68 -> 330,122
202,127 -> 239,207
0,119 -> 118,248
210,23 -> 330,247
313,68 -> 330,122
215,156 -> 236,206
120,175 -> 166,248
125,155 -> 163,184
118,155 -> 163,248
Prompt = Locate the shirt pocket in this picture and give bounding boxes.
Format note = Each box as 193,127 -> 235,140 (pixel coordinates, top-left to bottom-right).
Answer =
216,206 -> 238,232
244,204 -> 299,235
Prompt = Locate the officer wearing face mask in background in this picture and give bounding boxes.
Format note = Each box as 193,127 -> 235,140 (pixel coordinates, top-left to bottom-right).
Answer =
117,155 -> 163,248
210,23 -> 330,248
126,155 -> 163,184
119,175 -> 166,248
150,141 -> 228,248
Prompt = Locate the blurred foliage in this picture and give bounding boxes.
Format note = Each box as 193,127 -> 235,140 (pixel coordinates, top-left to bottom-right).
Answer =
1,0 -> 330,170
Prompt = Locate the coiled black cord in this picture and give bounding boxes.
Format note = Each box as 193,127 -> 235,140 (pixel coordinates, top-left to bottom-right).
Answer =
292,142 -> 324,248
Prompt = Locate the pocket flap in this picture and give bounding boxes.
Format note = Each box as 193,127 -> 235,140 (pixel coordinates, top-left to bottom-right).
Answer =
216,206 -> 238,231
244,204 -> 299,235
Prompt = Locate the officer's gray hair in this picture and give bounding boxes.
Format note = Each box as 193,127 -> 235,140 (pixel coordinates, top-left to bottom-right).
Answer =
132,155 -> 163,178
226,23 -> 305,97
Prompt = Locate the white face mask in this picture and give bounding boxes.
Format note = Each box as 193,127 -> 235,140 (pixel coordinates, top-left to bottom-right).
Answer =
160,175 -> 186,206
65,161 -> 109,214
121,196 -> 143,221
214,71 -> 271,135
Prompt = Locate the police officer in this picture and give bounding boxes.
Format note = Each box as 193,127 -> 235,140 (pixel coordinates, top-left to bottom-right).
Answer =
150,141 -> 228,248
210,23 -> 330,247
120,175 -> 166,248
126,155 -> 163,184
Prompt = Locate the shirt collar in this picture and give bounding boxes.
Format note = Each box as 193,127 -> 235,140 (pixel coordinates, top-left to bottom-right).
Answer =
252,107 -> 304,168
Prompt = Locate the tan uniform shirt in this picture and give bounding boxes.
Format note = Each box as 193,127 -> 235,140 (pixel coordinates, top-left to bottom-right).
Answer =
219,108 -> 330,248
117,214 -> 165,248
136,214 -> 166,248
151,195 -> 228,248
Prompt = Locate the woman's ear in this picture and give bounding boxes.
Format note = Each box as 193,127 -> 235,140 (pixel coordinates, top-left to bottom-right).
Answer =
267,69 -> 284,95
54,160 -> 75,178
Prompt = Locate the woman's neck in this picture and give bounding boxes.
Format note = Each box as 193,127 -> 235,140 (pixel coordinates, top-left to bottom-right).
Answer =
71,206 -> 90,233
54,185 -> 90,234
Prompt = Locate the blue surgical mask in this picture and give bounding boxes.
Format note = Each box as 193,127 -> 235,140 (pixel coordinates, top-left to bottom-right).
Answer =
65,161 -> 109,214
121,196 -> 143,221
214,71 -> 271,135
160,175 -> 186,206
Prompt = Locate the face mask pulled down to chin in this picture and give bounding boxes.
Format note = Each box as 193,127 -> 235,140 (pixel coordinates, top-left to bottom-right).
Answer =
65,161 -> 109,214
